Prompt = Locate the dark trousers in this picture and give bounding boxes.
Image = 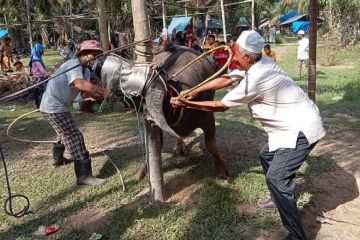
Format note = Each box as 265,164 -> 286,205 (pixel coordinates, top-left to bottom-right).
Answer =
259,132 -> 317,240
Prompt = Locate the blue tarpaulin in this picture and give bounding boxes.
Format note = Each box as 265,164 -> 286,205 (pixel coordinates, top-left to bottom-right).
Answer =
280,10 -> 299,23
292,21 -> 309,34
167,17 -> 192,34
0,29 -> 9,39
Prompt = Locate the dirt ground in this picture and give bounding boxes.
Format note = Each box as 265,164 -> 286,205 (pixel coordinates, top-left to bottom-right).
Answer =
62,121 -> 360,240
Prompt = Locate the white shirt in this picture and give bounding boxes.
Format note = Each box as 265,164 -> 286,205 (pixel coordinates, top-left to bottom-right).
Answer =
40,59 -> 90,113
297,37 -> 309,60
221,57 -> 325,151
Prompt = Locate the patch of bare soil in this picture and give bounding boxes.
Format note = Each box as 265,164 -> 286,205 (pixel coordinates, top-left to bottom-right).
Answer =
165,174 -> 204,208
63,207 -> 114,233
302,130 -> 360,240
255,229 -> 281,240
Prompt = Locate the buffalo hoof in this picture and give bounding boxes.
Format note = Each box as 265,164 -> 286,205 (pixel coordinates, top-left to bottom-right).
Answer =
137,165 -> 147,180
175,139 -> 189,156
216,164 -> 233,179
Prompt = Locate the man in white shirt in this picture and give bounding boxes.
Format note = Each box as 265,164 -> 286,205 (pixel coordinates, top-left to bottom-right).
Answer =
171,31 -> 325,240
41,40 -> 109,186
297,30 -> 309,78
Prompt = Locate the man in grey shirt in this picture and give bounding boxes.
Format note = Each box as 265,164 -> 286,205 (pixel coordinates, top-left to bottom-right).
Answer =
40,40 -> 109,186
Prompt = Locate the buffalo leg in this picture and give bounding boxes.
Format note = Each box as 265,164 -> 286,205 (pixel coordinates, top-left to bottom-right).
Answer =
202,115 -> 231,179
137,123 -> 164,180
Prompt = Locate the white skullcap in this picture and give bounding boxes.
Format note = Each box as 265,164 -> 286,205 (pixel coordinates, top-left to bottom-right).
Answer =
298,30 -> 305,35
236,30 -> 264,54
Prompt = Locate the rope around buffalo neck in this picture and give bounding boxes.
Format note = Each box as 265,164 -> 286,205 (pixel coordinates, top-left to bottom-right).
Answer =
172,45 -> 233,98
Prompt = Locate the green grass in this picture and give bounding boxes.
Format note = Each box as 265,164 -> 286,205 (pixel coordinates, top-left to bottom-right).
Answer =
0,44 -> 359,239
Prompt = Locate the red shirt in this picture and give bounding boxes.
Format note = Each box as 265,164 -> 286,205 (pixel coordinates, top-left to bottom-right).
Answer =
229,47 -> 238,70
214,49 -> 229,67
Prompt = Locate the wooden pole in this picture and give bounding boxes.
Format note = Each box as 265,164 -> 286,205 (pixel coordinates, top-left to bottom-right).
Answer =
98,0 -> 110,50
251,0 -> 255,30
131,0 -> 164,202
308,0 -> 318,101
220,0 -> 227,42
25,0 -> 33,47
162,0 -> 167,29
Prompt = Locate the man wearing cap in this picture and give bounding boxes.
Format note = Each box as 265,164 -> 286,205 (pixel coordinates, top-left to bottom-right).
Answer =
40,40 -> 109,186
297,30 -> 309,78
171,30 -> 325,240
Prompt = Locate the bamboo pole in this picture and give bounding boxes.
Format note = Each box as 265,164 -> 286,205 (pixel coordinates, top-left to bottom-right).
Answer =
220,0 -> 227,42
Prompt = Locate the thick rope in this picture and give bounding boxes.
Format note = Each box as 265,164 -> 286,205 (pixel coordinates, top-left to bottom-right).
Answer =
172,45 -> 233,98
6,98 -> 96,144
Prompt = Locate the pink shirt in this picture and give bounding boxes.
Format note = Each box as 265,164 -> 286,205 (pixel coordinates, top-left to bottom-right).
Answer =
31,61 -> 48,78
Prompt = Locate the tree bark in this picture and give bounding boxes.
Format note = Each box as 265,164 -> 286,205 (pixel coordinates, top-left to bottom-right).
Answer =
131,0 -> 163,202
98,0 -> 110,50
25,0 -> 33,47
308,0 -> 317,101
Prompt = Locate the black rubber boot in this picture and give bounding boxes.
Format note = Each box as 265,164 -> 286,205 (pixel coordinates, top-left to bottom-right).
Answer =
74,156 -> 107,186
52,142 -> 73,166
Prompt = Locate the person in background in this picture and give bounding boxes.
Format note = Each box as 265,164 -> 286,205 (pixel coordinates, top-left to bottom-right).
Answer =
40,40 -> 109,186
0,37 -> 13,73
262,44 -> 276,61
297,30 -> 309,78
213,41 -> 229,73
192,39 -> 203,53
13,56 -> 24,71
228,38 -> 238,73
29,43 -> 48,108
269,25 -> 276,43
171,30 -> 325,240
263,24 -> 270,43
203,34 -> 217,64
202,34 -> 216,52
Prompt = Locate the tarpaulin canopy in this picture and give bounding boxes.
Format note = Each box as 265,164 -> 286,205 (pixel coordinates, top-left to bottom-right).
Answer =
0,29 -> 9,39
292,21 -> 309,34
280,10 -> 299,24
167,16 -> 192,34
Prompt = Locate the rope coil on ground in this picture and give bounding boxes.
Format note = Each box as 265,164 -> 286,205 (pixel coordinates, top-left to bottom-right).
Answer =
0,143 -> 33,218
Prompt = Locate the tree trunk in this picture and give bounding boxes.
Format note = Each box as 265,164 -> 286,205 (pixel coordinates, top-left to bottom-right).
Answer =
25,0 -> 33,47
41,25 -> 50,48
308,0 -> 317,102
131,0 -> 164,202
98,0 -> 110,50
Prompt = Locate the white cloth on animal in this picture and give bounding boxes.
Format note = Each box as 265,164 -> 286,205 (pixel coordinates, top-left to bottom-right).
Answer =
221,56 -> 326,152
297,37 -> 309,60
